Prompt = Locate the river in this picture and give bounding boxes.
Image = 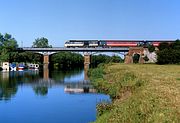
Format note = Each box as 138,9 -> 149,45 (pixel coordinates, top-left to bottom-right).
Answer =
0,68 -> 110,123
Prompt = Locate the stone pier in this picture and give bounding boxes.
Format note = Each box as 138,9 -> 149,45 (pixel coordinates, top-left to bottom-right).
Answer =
84,53 -> 91,69
43,68 -> 49,81
43,54 -> 49,69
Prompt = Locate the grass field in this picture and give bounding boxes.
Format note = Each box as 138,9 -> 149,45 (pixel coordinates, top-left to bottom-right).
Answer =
89,64 -> 180,123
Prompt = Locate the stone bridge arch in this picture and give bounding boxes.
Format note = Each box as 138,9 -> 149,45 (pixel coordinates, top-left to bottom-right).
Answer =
125,47 -> 145,64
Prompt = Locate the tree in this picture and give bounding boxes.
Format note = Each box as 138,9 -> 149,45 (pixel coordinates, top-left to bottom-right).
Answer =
0,33 -> 18,62
32,37 -> 52,48
158,42 -> 169,50
171,39 -> 180,50
51,52 -> 84,69
148,45 -> 155,53
157,40 -> 180,64
110,55 -> 123,63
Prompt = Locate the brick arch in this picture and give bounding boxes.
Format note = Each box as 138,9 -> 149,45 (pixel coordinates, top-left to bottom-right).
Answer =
125,47 -> 145,64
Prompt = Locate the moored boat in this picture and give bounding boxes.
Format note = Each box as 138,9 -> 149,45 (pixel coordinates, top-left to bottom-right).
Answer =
17,64 -> 25,71
10,63 -> 17,71
28,63 -> 39,70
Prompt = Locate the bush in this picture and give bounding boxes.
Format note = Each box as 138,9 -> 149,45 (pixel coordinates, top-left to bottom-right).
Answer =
148,45 -> 155,53
96,102 -> 112,117
157,40 -> 180,64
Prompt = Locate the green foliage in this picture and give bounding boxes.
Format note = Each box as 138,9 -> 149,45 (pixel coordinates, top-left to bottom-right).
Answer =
148,45 -> 155,52
171,39 -> 180,50
96,102 -> 112,117
0,33 -> 18,62
89,64 -> 143,99
110,55 -> 123,63
158,42 -> 169,50
157,40 -> 180,64
91,54 -> 123,67
32,37 -> 52,48
51,52 -> 83,69
15,52 -> 42,63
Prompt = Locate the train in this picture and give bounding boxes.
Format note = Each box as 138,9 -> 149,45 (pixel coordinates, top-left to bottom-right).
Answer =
64,40 -> 174,48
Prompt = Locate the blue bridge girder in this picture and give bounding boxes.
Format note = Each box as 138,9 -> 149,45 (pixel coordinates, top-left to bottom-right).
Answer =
17,47 -> 129,52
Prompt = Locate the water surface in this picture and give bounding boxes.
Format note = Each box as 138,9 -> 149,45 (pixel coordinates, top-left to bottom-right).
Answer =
0,69 -> 110,123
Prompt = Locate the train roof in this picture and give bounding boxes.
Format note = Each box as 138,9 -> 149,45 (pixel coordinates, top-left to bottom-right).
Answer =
66,40 -> 175,42
67,40 -> 98,42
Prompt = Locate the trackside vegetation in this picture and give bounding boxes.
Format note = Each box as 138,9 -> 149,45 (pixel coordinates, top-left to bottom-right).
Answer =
157,40 -> 180,64
89,64 -> 180,123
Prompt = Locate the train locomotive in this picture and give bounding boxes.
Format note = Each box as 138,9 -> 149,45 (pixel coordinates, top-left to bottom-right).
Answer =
64,40 -> 174,48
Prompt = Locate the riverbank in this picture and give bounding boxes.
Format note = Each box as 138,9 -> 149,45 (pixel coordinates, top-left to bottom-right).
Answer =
89,63 -> 180,123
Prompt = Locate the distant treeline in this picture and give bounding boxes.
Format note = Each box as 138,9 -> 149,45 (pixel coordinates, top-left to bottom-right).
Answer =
157,39 -> 180,64
91,54 -> 123,67
50,52 -> 84,69
50,52 -> 123,69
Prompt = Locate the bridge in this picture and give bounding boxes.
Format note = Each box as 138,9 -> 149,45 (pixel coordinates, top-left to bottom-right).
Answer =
18,47 -> 129,52
17,39 -> 176,66
18,47 -> 129,69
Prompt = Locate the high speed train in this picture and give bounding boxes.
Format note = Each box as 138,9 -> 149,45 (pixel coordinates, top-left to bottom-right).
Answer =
64,40 -> 174,48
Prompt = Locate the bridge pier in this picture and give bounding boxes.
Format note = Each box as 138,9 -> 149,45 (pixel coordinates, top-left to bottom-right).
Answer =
43,68 -> 49,81
84,53 -> 91,69
43,54 -> 49,69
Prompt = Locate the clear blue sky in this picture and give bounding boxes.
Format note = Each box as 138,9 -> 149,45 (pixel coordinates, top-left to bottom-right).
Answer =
0,0 -> 180,47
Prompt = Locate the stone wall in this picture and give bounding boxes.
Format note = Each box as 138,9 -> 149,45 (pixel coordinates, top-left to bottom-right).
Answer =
125,47 -> 145,64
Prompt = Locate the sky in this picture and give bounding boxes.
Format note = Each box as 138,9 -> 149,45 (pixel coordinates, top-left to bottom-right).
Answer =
0,0 -> 180,47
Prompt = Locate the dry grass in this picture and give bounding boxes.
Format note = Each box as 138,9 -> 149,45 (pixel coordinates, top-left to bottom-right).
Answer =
93,64 -> 180,123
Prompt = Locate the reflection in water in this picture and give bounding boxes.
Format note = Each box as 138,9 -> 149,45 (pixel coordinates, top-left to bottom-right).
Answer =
0,80 -> 17,101
0,67 -> 91,99
0,70 -> 40,100
33,86 -> 48,96
0,68 -> 110,123
43,68 -> 49,81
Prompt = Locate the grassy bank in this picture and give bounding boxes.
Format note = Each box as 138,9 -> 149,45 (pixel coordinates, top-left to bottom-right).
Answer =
89,64 -> 180,123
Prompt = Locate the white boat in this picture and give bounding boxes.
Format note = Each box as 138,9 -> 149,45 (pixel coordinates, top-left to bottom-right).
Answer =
10,63 -> 17,71
2,62 -> 10,71
28,64 -> 39,70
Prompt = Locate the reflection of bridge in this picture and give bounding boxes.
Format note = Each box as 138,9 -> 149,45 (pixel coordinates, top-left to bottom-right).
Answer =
64,83 -> 96,93
31,68 -> 94,93
27,79 -> 95,93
